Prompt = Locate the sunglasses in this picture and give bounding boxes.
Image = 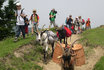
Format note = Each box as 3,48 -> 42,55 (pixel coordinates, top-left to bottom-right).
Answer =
16,6 -> 21,7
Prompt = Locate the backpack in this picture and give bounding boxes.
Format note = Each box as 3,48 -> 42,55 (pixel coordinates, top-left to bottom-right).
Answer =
16,8 -> 26,22
67,18 -> 72,25
64,26 -> 72,37
31,14 -> 39,22
82,19 -> 85,25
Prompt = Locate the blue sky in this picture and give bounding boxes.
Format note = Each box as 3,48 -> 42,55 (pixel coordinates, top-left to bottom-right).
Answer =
4,0 -> 104,28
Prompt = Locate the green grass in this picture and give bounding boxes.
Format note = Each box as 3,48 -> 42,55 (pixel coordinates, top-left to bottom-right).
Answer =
0,35 -> 35,57
49,27 -> 57,33
81,27 -> 104,47
81,27 -> 104,70
93,56 -> 104,70
0,43 -> 43,70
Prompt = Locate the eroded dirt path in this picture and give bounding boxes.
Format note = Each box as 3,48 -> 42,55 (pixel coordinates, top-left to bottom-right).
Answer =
3,34 -> 104,70
38,34 -> 104,70
75,46 -> 104,70
38,35 -> 79,70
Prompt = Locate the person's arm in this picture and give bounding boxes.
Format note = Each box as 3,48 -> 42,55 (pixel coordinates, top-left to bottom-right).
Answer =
28,15 -> 32,23
15,10 -> 18,17
37,15 -> 39,25
37,15 -> 39,23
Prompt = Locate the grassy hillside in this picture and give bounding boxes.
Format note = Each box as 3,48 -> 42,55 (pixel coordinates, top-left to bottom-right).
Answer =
0,28 -> 57,70
81,27 -> 104,70
93,56 -> 104,70
81,27 -> 104,47
0,35 -> 35,57
0,35 -> 44,70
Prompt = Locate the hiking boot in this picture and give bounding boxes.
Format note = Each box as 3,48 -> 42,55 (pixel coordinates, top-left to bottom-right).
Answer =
14,37 -> 18,42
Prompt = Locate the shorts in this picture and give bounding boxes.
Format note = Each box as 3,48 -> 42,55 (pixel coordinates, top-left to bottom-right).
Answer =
31,22 -> 37,27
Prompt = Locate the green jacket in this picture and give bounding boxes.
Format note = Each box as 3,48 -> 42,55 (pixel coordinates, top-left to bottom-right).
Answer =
49,12 -> 56,21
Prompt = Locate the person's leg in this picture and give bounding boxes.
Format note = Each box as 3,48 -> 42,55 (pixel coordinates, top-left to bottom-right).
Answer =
53,21 -> 56,27
36,23 -> 38,31
20,25 -> 25,38
69,24 -> 71,29
34,24 -> 37,31
25,26 -> 28,35
14,25 -> 20,41
49,21 -> 52,28
31,23 -> 34,35
15,25 -> 20,38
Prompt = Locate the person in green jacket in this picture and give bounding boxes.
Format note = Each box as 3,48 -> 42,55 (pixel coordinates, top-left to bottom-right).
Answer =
49,9 -> 57,28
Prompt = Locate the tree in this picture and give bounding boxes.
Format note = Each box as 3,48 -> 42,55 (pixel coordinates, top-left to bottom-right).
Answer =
0,0 -> 17,40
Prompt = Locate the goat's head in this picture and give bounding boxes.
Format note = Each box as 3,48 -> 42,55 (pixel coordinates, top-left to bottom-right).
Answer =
35,24 -> 46,42
57,39 -> 79,69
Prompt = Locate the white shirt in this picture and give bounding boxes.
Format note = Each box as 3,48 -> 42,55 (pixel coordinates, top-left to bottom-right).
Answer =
16,9 -> 25,25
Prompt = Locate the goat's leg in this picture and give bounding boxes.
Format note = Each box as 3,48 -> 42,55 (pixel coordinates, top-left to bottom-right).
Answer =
60,39 -> 62,43
65,37 -> 67,47
51,42 -> 54,57
64,37 -> 65,44
44,45 -> 48,62
43,49 -> 46,62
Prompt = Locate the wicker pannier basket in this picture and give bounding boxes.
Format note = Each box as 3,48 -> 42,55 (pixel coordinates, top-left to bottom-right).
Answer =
52,43 -> 70,64
72,44 -> 85,66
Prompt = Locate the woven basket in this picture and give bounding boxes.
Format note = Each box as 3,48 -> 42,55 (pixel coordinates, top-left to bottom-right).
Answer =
52,43 -> 63,64
72,44 -> 85,66
52,43 -> 70,64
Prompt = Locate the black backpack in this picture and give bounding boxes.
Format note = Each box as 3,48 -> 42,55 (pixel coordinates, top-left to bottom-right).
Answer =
67,18 -> 72,24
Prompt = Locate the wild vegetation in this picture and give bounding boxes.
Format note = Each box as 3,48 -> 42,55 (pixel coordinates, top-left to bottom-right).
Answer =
0,0 -> 16,40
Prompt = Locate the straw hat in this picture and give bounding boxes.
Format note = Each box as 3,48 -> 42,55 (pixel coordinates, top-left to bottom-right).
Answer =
33,9 -> 36,12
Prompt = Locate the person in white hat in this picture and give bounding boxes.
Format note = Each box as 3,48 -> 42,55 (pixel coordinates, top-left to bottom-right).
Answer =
14,3 -> 26,42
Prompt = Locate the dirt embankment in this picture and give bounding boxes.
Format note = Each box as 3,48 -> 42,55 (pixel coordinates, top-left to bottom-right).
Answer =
38,35 -> 104,70
1,35 -> 104,70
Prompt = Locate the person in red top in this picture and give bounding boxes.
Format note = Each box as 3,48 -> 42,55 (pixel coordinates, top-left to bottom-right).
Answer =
86,18 -> 91,30
29,9 -> 39,36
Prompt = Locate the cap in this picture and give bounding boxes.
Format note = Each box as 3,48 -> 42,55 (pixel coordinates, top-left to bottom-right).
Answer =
76,17 -> 78,19
88,18 -> 90,21
16,3 -> 21,6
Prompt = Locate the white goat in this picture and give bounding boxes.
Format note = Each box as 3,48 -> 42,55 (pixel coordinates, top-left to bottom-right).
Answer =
35,28 -> 57,62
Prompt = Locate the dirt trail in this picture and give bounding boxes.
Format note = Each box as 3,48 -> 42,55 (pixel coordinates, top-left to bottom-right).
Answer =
4,34 -> 104,70
38,34 -> 104,70
38,35 -> 79,70
75,46 -> 104,70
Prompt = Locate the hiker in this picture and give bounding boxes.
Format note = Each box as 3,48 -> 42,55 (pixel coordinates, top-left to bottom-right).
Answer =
86,18 -> 91,30
82,19 -> 85,31
25,18 -> 29,36
78,16 -> 83,33
65,17 -> 69,28
66,15 -> 73,29
29,9 -> 39,36
14,3 -> 26,41
74,17 -> 80,34
71,23 -> 75,34
49,9 -> 57,28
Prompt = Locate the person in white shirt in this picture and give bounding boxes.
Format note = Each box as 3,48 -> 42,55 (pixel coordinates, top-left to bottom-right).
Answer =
14,3 -> 26,42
